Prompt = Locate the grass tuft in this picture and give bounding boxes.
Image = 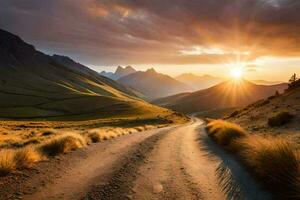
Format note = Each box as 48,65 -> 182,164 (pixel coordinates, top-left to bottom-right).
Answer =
268,111 -> 294,127
14,147 -> 41,169
206,120 -> 300,198
207,120 -> 246,146
87,131 -> 102,143
237,136 -> 300,197
40,133 -> 86,156
0,150 -> 16,176
41,130 -> 56,136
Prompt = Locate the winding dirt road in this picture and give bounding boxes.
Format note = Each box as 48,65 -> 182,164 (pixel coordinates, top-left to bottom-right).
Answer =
0,119 -> 271,200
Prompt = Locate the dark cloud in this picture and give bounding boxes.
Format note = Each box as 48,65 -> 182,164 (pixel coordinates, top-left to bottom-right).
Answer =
0,0 -> 299,66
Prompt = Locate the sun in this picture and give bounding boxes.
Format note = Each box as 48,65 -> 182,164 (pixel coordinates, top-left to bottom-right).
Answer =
230,67 -> 243,79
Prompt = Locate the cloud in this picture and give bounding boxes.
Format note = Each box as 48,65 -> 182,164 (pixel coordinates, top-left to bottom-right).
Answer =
245,64 -> 258,72
0,0 -> 299,66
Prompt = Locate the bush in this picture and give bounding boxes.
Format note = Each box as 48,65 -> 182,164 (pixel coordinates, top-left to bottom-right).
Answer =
237,136 -> 300,197
88,131 -> 102,143
268,111 -> 294,127
206,120 -> 246,146
228,110 -> 239,118
41,130 -> 55,136
40,133 -> 86,156
14,147 -> 41,168
0,150 -> 16,176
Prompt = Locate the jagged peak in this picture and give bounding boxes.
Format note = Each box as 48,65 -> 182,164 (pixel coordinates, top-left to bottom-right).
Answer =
146,68 -> 157,73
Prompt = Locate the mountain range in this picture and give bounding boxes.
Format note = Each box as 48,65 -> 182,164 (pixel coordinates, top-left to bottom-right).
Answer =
250,80 -> 284,85
176,73 -> 224,91
100,66 -> 136,80
100,66 -> 192,100
117,68 -> 192,100
0,29 -> 165,120
153,79 -> 288,114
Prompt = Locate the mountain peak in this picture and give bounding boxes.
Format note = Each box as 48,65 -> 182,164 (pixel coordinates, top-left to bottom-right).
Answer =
115,65 -> 136,76
0,29 -> 36,56
146,68 -> 157,73
125,65 -> 135,71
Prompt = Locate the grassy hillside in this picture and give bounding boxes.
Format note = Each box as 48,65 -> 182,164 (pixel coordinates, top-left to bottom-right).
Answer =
0,29 -> 170,120
227,83 -> 300,141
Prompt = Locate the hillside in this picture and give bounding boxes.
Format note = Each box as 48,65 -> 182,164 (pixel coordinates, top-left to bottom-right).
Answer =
100,66 -> 136,80
227,81 -> 300,137
251,80 -> 284,85
117,68 -> 192,100
0,29 -> 168,120
176,73 -> 223,90
153,79 -> 287,114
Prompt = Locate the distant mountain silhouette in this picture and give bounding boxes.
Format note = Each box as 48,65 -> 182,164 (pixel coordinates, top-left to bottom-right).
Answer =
100,66 -> 136,80
176,73 -> 224,90
0,29 -> 162,119
251,80 -> 284,85
117,68 -> 192,100
153,79 -> 288,114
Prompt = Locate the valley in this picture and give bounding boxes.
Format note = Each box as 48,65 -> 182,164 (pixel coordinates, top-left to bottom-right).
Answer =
1,1 -> 300,198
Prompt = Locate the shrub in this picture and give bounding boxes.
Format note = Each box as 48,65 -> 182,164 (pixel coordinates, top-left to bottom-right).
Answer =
237,136 -> 300,197
206,120 -> 246,146
268,111 -> 294,127
135,126 -> 145,132
229,110 -> 239,118
0,150 -> 16,176
23,138 -> 40,146
41,130 -> 55,136
40,133 -> 86,156
14,147 -> 41,168
88,131 -> 102,143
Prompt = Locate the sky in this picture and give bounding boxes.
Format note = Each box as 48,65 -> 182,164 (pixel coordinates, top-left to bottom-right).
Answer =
0,0 -> 299,81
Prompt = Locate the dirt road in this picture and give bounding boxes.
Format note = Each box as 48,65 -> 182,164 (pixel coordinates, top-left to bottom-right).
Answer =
0,119 -> 271,200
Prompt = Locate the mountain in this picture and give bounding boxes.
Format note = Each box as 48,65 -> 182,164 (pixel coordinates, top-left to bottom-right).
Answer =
117,68 -> 192,100
251,80 -> 284,85
0,29 -> 166,120
100,66 -> 136,80
153,79 -> 288,114
176,73 -> 224,90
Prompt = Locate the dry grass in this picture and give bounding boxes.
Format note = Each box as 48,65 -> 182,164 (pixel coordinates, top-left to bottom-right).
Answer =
86,130 -> 117,143
236,136 -> 300,198
0,121 -> 165,176
0,147 -> 41,176
207,120 -> 246,146
206,120 -> 300,198
86,125 -> 155,144
0,150 -> 16,176
14,147 -> 41,169
41,130 -> 56,136
40,133 -> 86,156
87,131 -> 102,143
268,111 -> 294,127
